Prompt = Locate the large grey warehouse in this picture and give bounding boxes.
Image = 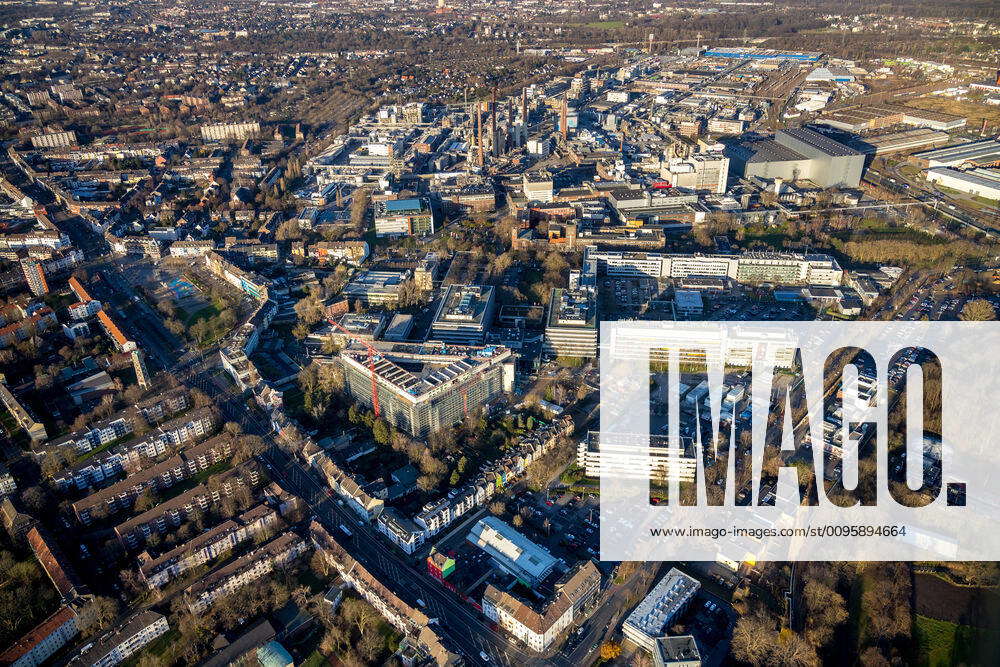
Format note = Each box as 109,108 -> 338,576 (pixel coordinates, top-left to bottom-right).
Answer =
726,126 -> 865,188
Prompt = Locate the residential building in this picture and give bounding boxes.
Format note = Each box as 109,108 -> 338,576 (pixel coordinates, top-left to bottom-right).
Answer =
0,605 -> 78,667
20,259 -> 48,296
71,433 -> 234,524
184,532 -> 308,613
201,122 -> 261,142
482,561 -> 601,652
69,611 -> 168,667
139,504 -> 279,588
0,381 -> 46,444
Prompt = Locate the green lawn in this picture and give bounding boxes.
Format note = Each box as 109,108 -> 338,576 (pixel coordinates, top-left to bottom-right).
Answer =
584,20 -> 625,28
159,461 -> 231,501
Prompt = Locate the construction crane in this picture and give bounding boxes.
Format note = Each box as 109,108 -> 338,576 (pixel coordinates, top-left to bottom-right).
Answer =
327,317 -> 382,418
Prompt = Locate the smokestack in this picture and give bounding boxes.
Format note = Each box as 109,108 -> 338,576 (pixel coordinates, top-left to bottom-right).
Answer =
560,95 -> 568,141
476,103 -> 484,168
491,85 -> 498,157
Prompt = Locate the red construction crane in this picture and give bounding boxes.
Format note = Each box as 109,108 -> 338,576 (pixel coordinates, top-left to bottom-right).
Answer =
327,318 -> 381,418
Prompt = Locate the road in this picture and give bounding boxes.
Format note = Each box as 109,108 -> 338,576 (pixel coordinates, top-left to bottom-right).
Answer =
182,363 -> 541,667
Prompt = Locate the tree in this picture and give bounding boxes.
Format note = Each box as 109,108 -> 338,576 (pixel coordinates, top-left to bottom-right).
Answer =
960,298 -> 996,321
599,641 -> 622,660
372,419 -> 391,445
489,501 -> 505,515
78,596 -> 119,637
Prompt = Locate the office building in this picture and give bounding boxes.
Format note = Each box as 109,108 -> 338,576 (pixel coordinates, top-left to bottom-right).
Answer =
340,342 -> 513,437
467,516 -> 558,587
622,568 -> 700,653
522,172 -> 554,202
543,287 -> 598,358
726,126 -> 864,188
373,198 -> 434,237
584,247 -> 842,286
578,432 -> 697,482
69,611 -> 168,667
342,270 -> 411,307
430,285 -> 496,344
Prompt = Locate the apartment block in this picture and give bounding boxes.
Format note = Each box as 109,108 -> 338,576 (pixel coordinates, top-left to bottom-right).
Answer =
138,504 -> 279,589
482,561 -> 601,652
72,433 -> 234,524
69,611 -> 168,667
184,532 -> 308,614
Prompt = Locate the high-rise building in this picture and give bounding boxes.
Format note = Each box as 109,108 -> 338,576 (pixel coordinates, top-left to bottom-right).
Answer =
340,343 -> 514,437
373,198 -> 434,237
131,350 -> 151,390
543,287 -> 598,359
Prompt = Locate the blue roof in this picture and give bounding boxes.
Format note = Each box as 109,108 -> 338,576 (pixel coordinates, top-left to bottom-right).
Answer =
385,198 -> 424,212
257,641 -> 293,667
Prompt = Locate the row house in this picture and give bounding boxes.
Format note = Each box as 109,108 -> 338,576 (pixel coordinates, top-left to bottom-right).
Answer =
183,532 -> 308,614
138,504 -> 279,589
72,434 -> 234,524
310,522 -> 460,665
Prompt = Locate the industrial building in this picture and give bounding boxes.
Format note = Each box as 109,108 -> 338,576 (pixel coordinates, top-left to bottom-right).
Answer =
661,152 -> 729,194
373,198 -> 434,237
704,47 -> 821,62
847,128 -> 950,156
430,284 -> 496,344
622,568 -> 701,653
926,168 -> 1000,201
911,139 -> 1000,169
817,104 -> 967,133
468,516 -> 559,587
543,287 -> 599,359
726,126 -> 864,189
584,246 -> 843,286
340,342 -> 514,437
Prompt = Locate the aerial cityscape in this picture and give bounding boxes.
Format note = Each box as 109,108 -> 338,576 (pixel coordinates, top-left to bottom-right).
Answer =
0,0 -> 998,665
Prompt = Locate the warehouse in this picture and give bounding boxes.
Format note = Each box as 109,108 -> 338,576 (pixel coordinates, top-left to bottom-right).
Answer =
726,126 -> 864,188
911,139 -> 1000,169
926,168 -> 1000,201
